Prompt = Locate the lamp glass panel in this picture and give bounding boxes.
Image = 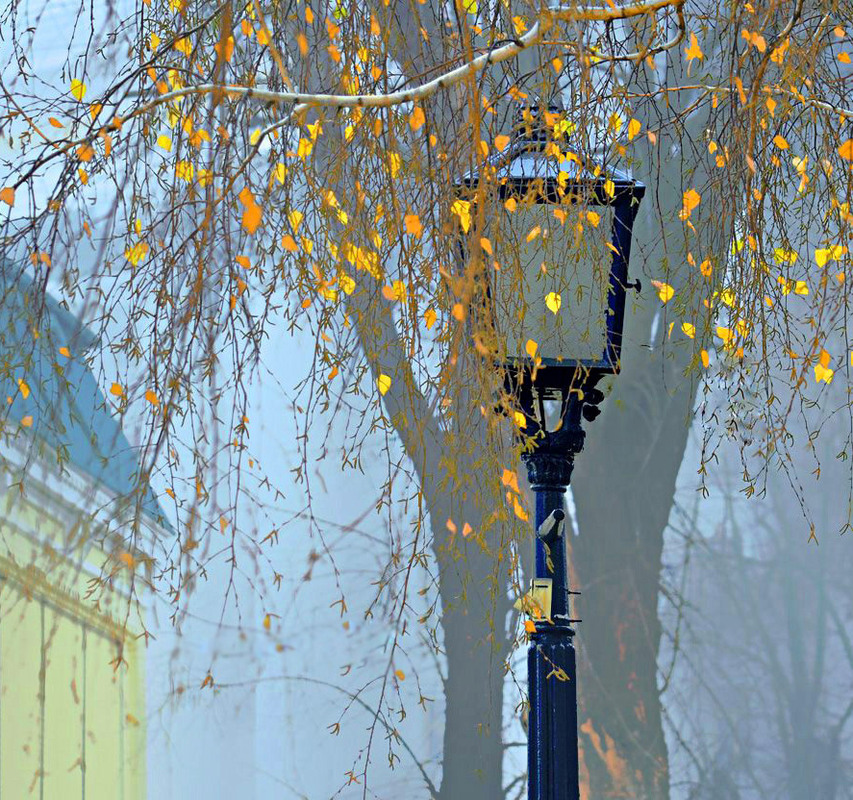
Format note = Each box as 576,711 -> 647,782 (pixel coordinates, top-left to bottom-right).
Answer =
492,200 -> 613,363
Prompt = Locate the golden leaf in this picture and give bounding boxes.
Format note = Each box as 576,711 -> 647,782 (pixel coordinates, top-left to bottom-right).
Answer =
424,308 -> 437,329
175,161 -> 194,181
681,322 -> 696,339
451,199 -> 472,233
404,214 -> 422,237
124,242 -> 149,266
495,134 -> 510,151
70,79 -> 87,101
377,374 -> 392,395
651,280 -> 674,304
545,291 -> 561,314
684,32 -> 703,63
839,140 -> 853,160
682,188 -> 701,215
409,107 -> 425,131
627,118 -> 641,141
0,186 -> 14,207
110,382 -> 124,397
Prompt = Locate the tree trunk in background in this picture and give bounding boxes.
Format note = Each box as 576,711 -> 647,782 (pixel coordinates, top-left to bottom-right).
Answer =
437,569 -> 507,800
425,454 -> 512,800
572,358 -> 695,799
570,148 -> 704,797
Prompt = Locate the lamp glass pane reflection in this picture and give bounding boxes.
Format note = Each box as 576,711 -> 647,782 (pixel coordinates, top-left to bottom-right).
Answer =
493,199 -> 615,366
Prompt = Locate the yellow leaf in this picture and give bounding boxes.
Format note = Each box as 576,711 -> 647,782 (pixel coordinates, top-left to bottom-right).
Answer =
297,33 -> 309,56
545,291 -> 562,314
513,410 -> 526,428
289,209 -> 303,230
681,188 -> 701,217
463,0 -> 478,13
525,620 -> 537,633
627,118 -> 641,141
501,468 -> 520,493
603,179 -> 615,199
174,37 -> 192,56
409,107 -> 425,131
681,322 -> 696,338
297,138 -> 313,159
124,242 -> 149,266
773,247 -> 798,264
70,79 -> 87,101
110,382 -> 124,397
48,117 -> 64,128
281,235 -> 299,252
404,214 -> 422,237
59,346 -> 70,358
157,134 -> 172,151
0,186 -> 14,207
684,32 -> 703,63
794,280 -> 809,295
394,669 -> 405,681
815,245 -> 845,267
526,226 -> 541,243
146,389 -> 159,405
480,237 -> 493,255
652,280 -> 674,304
716,327 -> 734,348
773,135 -> 789,150
257,27 -> 270,46
21,415 -> 33,427
700,349 -> 710,368
263,614 -> 271,630
274,163 -> 286,184
386,151 -> 401,178
839,140 -> 853,160
525,339 -> 538,358
377,374 -> 392,395
175,161 -> 194,181
424,308 -> 437,329
17,378 -> 30,399
495,134 -> 510,151
339,273 -> 355,295
451,199 -> 471,233
815,360 -> 834,384
513,495 -> 529,521
241,203 -> 262,233
586,211 -> 600,227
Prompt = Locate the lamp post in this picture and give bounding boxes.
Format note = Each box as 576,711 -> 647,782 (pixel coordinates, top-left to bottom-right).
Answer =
457,105 -> 644,800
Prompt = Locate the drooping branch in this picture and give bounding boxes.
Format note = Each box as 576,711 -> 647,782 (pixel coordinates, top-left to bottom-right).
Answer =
115,0 -> 686,117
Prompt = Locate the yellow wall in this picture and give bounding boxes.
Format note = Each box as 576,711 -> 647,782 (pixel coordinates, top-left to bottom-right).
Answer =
0,472 -> 147,799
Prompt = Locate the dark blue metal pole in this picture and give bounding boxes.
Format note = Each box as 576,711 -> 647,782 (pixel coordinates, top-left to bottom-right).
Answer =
523,391 -> 590,800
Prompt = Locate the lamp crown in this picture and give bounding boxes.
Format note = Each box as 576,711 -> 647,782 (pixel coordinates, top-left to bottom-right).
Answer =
512,101 -> 563,146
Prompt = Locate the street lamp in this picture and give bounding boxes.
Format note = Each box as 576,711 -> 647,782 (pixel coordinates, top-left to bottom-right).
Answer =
456,104 -> 644,800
